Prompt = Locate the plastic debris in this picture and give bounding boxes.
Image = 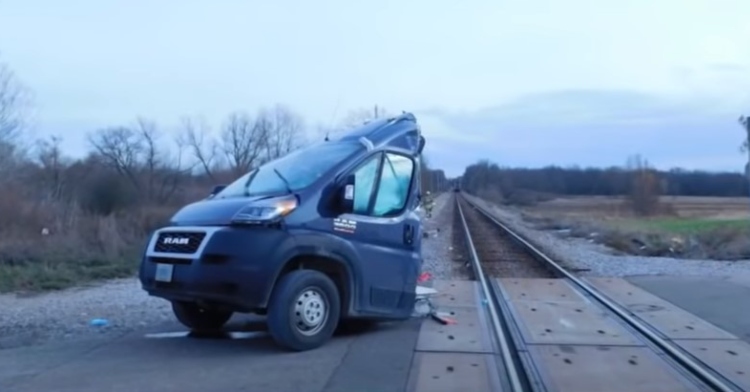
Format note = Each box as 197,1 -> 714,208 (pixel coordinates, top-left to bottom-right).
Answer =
90,318 -> 109,327
412,285 -> 459,325
416,286 -> 438,298
413,285 -> 439,318
417,272 -> 432,283
413,299 -> 432,317
430,312 -> 457,325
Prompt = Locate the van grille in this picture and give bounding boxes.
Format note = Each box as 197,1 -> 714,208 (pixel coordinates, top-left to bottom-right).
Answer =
153,231 -> 206,254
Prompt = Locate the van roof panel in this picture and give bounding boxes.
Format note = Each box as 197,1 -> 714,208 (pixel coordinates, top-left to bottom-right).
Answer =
336,112 -> 421,154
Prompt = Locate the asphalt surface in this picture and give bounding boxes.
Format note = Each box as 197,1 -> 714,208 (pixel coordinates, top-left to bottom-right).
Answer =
627,274 -> 750,343
3,275 -> 750,392
1,315 -> 422,392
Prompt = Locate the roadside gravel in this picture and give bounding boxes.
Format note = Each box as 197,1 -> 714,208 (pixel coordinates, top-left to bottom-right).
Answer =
419,193 -> 470,281
1,194 -> 466,350
0,278 -> 172,350
463,193 -> 750,279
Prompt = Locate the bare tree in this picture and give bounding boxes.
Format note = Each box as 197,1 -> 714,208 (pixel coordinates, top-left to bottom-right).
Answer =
219,111 -> 268,176
88,118 -> 190,204
625,154 -> 661,216
262,104 -> 306,162
738,116 -> 750,200
35,135 -> 69,201
0,58 -> 30,179
0,59 -> 27,143
178,116 -> 219,181
88,125 -> 144,189
137,118 -> 161,201
179,106 -> 307,182
137,118 -> 192,203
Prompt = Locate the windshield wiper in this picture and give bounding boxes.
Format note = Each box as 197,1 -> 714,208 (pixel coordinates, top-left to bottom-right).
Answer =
273,168 -> 293,194
242,170 -> 259,197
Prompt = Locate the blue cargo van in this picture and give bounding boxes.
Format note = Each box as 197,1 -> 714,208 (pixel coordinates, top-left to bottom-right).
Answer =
139,113 -> 426,351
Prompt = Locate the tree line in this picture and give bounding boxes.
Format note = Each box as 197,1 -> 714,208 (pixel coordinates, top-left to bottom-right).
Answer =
461,160 -> 748,197
462,114 -> 750,209
459,157 -> 748,214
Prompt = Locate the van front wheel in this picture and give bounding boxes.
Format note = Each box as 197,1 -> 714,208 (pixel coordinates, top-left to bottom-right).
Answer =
267,270 -> 341,351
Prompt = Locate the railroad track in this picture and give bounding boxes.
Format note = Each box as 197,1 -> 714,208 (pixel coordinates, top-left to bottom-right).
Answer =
454,193 -> 741,392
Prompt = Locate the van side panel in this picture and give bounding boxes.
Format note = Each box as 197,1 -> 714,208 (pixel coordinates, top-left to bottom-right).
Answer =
279,230 -> 362,314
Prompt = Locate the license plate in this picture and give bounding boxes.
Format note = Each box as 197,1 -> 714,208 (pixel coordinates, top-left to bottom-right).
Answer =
155,263 -> 174,282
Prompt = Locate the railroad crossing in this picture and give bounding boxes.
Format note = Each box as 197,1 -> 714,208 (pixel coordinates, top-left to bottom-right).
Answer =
408,195 -> 749,392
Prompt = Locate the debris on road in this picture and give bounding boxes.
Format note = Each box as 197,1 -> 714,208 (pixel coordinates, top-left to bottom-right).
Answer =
430,312 -> 457,325
413,285 -> 459,325
89,318 -> 108,327
417,272 -> 432,283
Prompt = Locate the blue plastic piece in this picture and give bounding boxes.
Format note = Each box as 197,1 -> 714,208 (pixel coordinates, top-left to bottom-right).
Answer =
90,318 -> 108,327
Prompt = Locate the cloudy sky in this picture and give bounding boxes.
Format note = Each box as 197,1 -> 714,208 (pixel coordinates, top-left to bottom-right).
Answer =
1,0 -> 749,177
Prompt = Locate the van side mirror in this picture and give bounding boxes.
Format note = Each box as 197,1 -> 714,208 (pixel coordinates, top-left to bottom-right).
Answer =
340,174 -> 355,213
210,184 -> 226,197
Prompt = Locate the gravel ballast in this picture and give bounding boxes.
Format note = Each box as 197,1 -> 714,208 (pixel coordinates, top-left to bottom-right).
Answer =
418,192 -> 471,281
1,194 -> 466,349
463,193 -> 750,279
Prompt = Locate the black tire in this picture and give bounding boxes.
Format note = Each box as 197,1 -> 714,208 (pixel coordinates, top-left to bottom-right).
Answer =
266,270 -> 341,351
172,301 -> 233,331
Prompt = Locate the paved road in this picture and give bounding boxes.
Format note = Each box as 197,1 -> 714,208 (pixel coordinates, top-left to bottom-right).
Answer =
4,274 -> 750,392
628,274 -> 750,343
1,316 -> 422,392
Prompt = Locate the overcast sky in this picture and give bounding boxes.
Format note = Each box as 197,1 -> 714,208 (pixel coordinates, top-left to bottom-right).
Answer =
1,0 -> 749,177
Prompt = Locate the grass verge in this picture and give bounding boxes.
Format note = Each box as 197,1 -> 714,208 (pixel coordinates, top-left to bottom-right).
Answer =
0,237 -> 147,294
524,213 -> 750,260
611,217 -> 749,234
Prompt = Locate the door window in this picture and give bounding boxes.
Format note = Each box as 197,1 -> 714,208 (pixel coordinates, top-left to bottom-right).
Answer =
372,153 -> 414,217
352,155 -> 380,215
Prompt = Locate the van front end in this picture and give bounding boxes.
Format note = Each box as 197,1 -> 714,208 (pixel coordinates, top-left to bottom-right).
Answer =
138,192 -> 311,337
139,224 -> 296,312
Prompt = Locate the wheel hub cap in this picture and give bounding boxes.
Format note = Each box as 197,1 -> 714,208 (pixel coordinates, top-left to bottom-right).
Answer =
294,289 -> 327,334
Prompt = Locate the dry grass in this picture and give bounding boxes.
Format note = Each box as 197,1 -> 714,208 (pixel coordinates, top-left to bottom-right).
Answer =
0,201 -> 177,293
521,196 -> 750,260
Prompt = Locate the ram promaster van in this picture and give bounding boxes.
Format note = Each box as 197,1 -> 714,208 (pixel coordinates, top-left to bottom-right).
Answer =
139,112 -> 426,351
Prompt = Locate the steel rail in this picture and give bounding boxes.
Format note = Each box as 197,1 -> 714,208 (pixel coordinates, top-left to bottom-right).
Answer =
455,196 -> 526,392
460,194 -> 738,392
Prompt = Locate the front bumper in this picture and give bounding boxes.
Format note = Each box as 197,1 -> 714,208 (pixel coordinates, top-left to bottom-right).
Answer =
138,225 -> 296,311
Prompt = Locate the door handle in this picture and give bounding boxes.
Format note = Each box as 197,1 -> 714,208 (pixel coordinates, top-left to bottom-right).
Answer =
404,224 -> 414,245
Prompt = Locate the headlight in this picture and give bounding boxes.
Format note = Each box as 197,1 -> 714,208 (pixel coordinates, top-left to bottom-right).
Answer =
231,195 -> 298,225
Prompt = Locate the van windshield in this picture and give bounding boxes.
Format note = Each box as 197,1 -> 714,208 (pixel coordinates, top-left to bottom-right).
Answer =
215,141 -> 362,198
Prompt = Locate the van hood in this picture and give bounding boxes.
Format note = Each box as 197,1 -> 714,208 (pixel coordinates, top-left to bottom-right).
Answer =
170,195 -> 273,226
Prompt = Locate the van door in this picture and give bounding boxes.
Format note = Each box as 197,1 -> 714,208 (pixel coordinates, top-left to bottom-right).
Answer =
338,150 -> 420,318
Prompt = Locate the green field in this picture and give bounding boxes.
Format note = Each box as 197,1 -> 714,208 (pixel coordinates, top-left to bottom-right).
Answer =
522,196 -> 750,259
612,217 -> 750,235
